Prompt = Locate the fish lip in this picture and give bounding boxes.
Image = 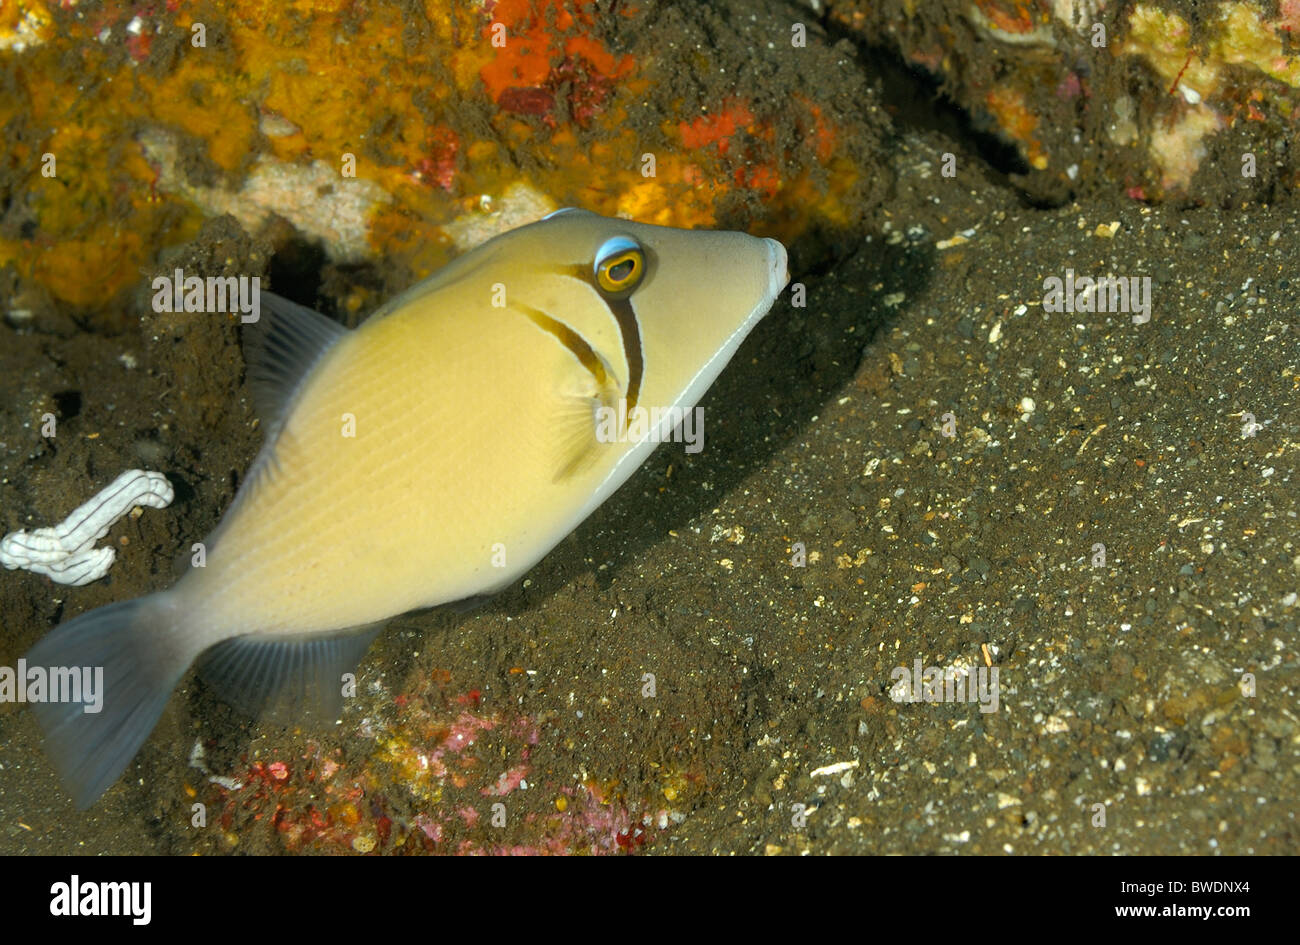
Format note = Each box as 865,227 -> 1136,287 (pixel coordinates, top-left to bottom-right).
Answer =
764,237 -> 790,297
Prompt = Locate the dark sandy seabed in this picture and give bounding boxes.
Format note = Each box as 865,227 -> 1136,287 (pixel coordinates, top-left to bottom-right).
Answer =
1,5 -> 1297,856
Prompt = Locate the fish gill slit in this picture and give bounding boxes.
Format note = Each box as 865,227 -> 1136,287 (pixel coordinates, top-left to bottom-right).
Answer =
517,303 -> 610,389
558,267 -> 643,411
606,297 -> 643,411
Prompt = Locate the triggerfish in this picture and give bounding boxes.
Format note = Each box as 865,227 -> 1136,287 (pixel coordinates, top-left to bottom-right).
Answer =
25,208 -> 789,807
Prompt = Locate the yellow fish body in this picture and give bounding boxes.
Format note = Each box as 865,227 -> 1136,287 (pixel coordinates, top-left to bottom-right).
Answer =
27,209 -> 788,807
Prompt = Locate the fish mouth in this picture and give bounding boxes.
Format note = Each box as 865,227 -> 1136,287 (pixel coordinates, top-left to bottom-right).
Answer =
763,237 -> 790,297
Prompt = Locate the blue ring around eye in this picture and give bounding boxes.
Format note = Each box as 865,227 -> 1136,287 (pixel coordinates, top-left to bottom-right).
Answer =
595,236 -> 640,271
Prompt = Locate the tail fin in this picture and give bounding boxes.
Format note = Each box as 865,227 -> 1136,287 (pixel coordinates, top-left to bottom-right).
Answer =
25,593 -> 194,809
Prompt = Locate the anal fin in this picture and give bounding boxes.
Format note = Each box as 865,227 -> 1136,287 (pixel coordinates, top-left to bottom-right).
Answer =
197,624 -> 383,724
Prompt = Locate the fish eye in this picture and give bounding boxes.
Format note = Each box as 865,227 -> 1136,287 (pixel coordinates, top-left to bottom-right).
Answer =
594,237 -> 644,298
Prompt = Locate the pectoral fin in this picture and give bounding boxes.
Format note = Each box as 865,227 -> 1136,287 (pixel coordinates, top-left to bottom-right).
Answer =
551,394 -> 615,481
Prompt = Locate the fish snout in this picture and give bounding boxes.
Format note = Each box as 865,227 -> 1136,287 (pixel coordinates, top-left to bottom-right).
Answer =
763,237 -> 790,297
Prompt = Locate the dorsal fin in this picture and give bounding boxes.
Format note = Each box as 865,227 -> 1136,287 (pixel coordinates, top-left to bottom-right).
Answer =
243,291 -> 349,440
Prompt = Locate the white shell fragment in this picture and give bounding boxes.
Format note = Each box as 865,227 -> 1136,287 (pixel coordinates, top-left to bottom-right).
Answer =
809,760 -> 859,778
1,470 -> 173,586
